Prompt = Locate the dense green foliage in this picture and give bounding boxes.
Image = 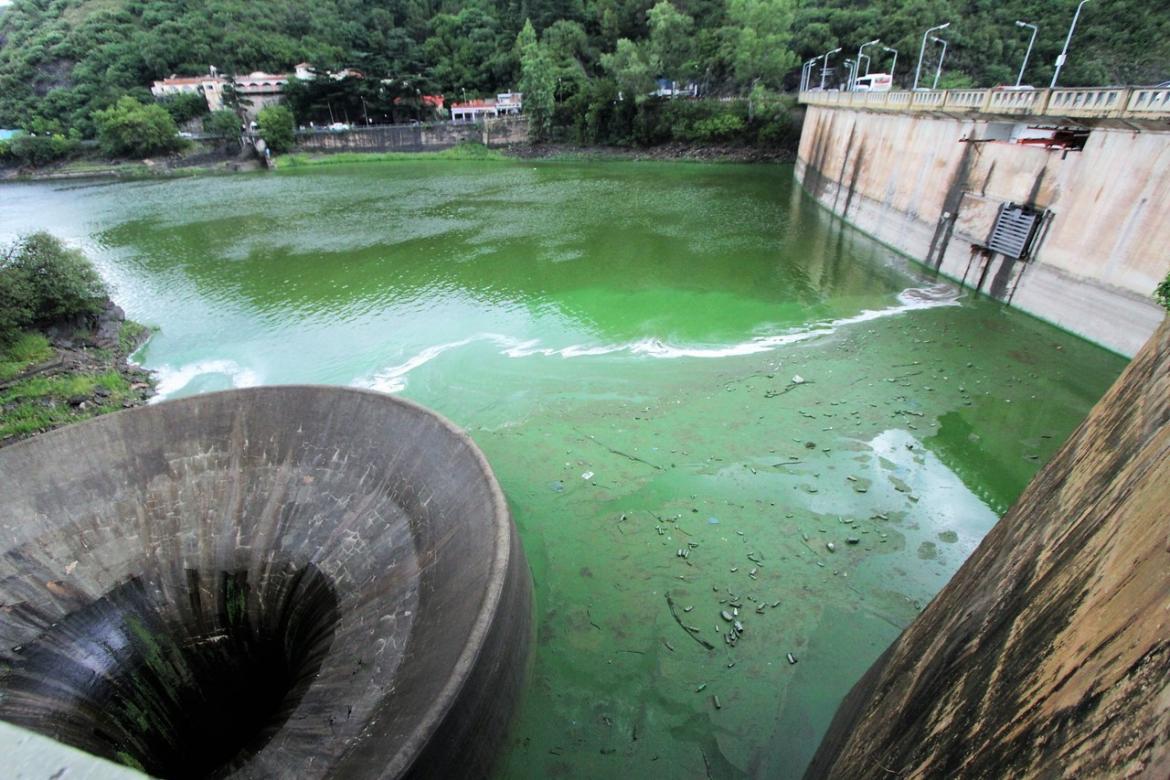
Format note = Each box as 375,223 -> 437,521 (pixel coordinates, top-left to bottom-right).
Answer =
93,96 -> 181,157
257,104 -> 294,152
202,108 -> 240,137
0,132 -> 79,165
0,233 -> 108,345
0,0 -> 1166,144
1157,273 -> 1170,313
158,91 -> 208,125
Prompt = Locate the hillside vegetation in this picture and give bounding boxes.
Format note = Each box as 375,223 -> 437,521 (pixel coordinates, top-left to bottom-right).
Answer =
0,0 -> 1167,143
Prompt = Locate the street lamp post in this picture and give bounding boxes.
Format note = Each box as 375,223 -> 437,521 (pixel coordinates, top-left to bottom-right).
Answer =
1015,21 -> 1038,87
801,57 -> 818,91
913,22 -> 951,90
883,46 -> 898,82
1051,0 -> 1092,88
856,39 -> 880,89
843,59 -> 857,91
931,36 -> 949,90
821,47 -> 842,90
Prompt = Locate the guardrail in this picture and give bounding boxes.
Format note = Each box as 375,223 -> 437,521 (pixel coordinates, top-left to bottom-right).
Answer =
799,86 -> 1170,121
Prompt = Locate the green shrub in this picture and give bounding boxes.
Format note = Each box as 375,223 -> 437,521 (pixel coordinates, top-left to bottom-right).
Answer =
93,96 -> 182,158
257,105 -> 295,153
0,233 -> 107,344
1157,273 -> 1170,312
0,134 -> 79,166
0,266 -> 34,346
689,114 -> 746,142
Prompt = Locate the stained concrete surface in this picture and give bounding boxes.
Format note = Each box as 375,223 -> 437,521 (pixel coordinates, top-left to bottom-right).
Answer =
0,386 -> 532,778
796,105 -> 1170,355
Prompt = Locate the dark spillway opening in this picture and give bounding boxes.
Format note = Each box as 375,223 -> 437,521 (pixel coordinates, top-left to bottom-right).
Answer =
0,563 -> 339,778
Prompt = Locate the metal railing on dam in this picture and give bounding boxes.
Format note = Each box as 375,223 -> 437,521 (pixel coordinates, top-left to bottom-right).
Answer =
799,86 -> 1170,122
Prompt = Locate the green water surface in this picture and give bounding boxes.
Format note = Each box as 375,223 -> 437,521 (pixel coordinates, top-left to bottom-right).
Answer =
0,160 -> 1127,778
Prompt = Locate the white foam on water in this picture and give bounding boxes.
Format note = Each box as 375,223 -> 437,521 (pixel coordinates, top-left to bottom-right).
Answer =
150,359 -> 261,403
354,285 -> 961,392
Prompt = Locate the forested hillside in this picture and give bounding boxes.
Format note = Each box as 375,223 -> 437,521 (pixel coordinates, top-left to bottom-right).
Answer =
1,0 -> 1167,140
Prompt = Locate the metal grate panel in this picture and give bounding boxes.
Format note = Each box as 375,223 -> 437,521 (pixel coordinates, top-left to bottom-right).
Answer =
987,203 -> 1043,259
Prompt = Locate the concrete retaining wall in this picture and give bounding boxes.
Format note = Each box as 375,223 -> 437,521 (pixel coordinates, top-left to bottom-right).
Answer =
294,117 -> 529,153
796,105 -> 1170,355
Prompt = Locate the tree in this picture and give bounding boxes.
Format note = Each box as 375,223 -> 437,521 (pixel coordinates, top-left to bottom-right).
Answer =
601,38 -> 655,102
257,105 -> 295,153
647,1 -> 696,80
158,92 -> 209,125
1,232 -> 106,339
203,110 -> 241,138
92,96 -> 182,158
517,20 -> 556,141
722,0 -> 799,89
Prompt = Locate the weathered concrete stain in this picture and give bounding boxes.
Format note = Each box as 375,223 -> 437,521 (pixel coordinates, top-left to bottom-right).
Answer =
804,318 -> 1170,779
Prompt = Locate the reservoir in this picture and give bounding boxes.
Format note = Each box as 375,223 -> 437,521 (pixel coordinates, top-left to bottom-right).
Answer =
0,160 -> 1127,777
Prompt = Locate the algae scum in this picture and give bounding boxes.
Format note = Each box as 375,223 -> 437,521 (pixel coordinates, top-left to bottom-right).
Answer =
1,161 -> 1126,777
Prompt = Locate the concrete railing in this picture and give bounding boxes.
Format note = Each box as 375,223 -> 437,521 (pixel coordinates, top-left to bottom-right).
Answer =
799,86 -> 1170,121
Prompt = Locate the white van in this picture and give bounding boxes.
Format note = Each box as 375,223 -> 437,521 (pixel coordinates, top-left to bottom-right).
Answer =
854,73 -> 893,92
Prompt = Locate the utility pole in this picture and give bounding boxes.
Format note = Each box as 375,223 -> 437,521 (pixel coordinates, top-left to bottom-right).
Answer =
1051,0 -> 1093,88
1015,21 -> 1039,87
931,36 -> 949,90
914,22 -> 950,90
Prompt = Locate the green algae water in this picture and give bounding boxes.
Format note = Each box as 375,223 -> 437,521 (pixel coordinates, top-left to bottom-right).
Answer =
1,161 -> 1127,777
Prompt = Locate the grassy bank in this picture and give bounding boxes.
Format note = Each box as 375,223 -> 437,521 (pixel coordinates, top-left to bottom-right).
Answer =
0,326 -> 152,443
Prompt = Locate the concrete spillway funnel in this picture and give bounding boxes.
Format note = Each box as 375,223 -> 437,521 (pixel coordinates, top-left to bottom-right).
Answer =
0,386 -> 533,778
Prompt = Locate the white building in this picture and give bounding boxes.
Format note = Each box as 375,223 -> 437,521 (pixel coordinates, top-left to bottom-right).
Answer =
450,92 -> 523,123
151,71 -> 228,112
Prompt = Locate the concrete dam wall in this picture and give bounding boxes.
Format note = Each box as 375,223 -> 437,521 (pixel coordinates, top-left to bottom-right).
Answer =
795,104 -> 1170,355
805,317 -> 1170,778
294,116 -> 529,154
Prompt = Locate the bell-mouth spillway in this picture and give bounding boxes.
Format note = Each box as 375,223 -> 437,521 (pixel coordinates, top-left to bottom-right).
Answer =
0,386 -> 533,778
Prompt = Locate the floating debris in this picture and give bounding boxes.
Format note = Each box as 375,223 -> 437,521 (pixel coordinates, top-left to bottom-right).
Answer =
683,605 -> 694,613
712,695 -> 722,710
695,683 -> 707,693
792,375 -> 805,384
707,516 -> 720,525
720,610 -> 734,622
826,542 -> 836,553
786,653 -> 798,665
846,537 -> 860,545
581,471 -> 594,480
